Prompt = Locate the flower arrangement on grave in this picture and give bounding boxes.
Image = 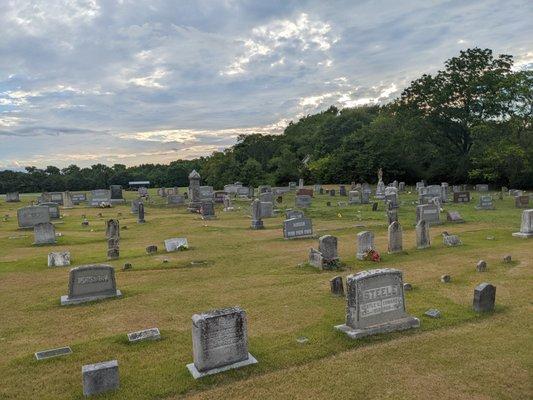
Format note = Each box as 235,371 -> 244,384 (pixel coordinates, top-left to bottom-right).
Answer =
363,249 -> 381,262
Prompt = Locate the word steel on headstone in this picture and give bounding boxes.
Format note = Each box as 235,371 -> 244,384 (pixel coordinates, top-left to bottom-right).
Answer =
61,264 -> 122,305
17,206 -> 50,228
82,360 -> 119,397
334,268 -> 420,339
283,217 -> 313,239
512,209 -> 533,238
473,283 -> 496,313
186,307 -> 258,379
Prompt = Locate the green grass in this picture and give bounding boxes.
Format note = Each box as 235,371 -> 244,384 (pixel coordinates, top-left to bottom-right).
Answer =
0,187 -> 531,399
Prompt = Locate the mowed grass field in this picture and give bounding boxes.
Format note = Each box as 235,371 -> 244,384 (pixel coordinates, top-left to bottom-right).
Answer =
0,187 -> 531,400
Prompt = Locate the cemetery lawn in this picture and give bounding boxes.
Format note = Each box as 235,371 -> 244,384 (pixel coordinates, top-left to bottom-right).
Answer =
0,189 -> 531,400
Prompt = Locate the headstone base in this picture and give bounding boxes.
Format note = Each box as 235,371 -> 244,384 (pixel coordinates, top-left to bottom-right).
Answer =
334,316 -> 420,339
186,353 -> 258,379
60,290 -> 122,306
511,232 -> 533,238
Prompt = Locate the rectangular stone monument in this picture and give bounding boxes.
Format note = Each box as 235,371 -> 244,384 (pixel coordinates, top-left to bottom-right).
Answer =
71,193 -> 87,205
199,186 -> 214,201
259,191 -> 274,203
349,190 -> 362,204
35,346 -> 72,360
47,192 -> 64,205
214,191 -> 226,204
309,235 -> 339,269
260,201 -> 273,218
82,360 -> 119,396
296,188 -> 314,197
339,185 -> 347,196
473,283 -> 496,313
453,191 -> 470,203
200,202 -> 215,219
476,184 -> 489,191
446,211 -> 464,223
127,328 -> 161,343
61,265 -> 122,305
90,189 -> 111,206
17,205 -> 50,228
475,195 -> 495,210
41,202 -> 60,219
295,195 -> 312,208
34,222 -> 56,245
334,268 -> 420,339
109,185 -> 125,204
283,217 -> 313,239
164,237 -> 189,251
6,192 -> 20,202
131,199 -> 141,213
286,209 -> 304,219
356,231 -> 375,260
512,209 -> 533,238
48,251 -> 71,267
186,307 -> 257,379
167,194 -> 185,206
387,221 -> 403,253
416,204 -> 441,225
515,195 -> 530,208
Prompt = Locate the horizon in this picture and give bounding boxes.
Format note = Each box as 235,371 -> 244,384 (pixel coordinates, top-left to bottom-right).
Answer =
1,0 -> 532,171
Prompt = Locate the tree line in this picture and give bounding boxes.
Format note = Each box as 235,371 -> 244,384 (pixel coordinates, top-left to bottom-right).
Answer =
1,48 -> 531,194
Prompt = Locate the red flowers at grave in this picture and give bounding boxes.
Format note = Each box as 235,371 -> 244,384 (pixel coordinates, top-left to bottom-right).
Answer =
364,249 -> 381,262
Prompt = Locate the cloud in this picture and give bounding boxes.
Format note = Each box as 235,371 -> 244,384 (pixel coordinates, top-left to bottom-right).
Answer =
0,0 -> 531,169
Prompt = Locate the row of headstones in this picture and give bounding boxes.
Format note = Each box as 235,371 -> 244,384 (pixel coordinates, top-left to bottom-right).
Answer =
37,265 -> 497,396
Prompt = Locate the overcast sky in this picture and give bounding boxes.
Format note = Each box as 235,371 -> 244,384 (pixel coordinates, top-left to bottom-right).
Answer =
1,0 -> 531,170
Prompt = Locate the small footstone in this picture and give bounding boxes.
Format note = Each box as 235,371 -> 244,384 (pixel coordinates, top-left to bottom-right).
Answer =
440,274 -> 451,283
403,283 -> 413,291
476,260 -> 487,272
330,276 -> 344,296
502,255 -> 512,263
81,219 -> 89,226
425,309 -> 441,318
122,263 -> 132,271
473,283 -> 496,313
82,360 -> 119,397
296,336 -> 309,344
146,245 -> 158,254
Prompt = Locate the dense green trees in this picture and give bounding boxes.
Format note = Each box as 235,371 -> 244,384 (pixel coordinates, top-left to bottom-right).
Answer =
1,48 -> 531,193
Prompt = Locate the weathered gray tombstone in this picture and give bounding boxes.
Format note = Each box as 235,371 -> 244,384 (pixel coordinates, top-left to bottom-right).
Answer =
476,195 -> 495,210
512,209 -> 533,238
17,205 -> 50,229
131,199 -> 141,213
164,238 -> 188,252
453,191 -> 470,203
260,201 -> 273,218
398,182 -> 405,191
146,245 -> 158,254
286,209 -> 304,220
71,193 -> 87,205
138,187 -> 148,197
167,194 -> 185,206
34,222 -> 56,245
476,184 -> 489,192
34,346 -> 72,360
349,190 -> 362,204
313,184 -> 322,193
416,204 -> 440,225
41,202 -> 60,219
387,221 -> 403,253
446,211 -> 464,223
82,360 -> 119,397
259,192 -> 273,203
473,283 -> 496,312
295,195 -> 312,208
283,217 -> 313,239
250,199 -> 264,229
90,189 -> 111,207
289,182 -> 297,190
339,185 -> 347,196
442,232 -> 462,246
476,260 -> 487,272
48,251 -> 70,267
415,219 -> 430,249
335,268 -> 420,339
200,202 -> 215,219
298,178 -> 304,188
440,183 -> 449,202
356,231 -> 375,260
329,189 -> 336,197
330,276 -> 344,296
223,195 -> 234,211
387,209 -> 398,225
106,219 -> 120,260
309,235 -> 339,269
109,185 -> 125,204
199,186 -> 214,202
515,195 -> 530,208
127,328 -> 161,343
62,191 -> 74,208
371,202 -> 378,211
6,192 -> 20,202
188,170 -> 202,212
186,307 -> 258,379
61,264 -> 122,305
137,203 -> 145,223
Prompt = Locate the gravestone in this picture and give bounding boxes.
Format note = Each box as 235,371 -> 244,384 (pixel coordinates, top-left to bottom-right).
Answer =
309,235 -> 339,270
283,217 -> 313,239
416,204 -> 441,225
47,192 -> 64,205
131,199 -> 141,213
6,192 -> 20,202
446,211 -> 464,223
387,221 -> 403,253
186,307 -> 257,379
146,245 -> 158,254
82,360 -> 119,397
286,209 -> 304,220
375,180 -> 386,199
259,192 -> 274,203
34,222 -> 56,245
260,201 -> 273,218
371,202 -> 378,211
356,231 -> 375,260
515,195 -> 530,208
137,203 -> 145,223
258,185 -> 272,194
17,206 -> 50,228
387,209 -> 398,225
223,195 -> 234,211
199,186 -> 214,202
289,182 -> 297,190
41,202 -> 60,219
106,219 -> 120,260
440,183 -> 449,202
349,190 -> 361,204
299,178 -> 304,188
62,191 -> 74,208
442,232 -> 462,246
476,260 -> 487,272
296,188 -> 314,197
127,328 -> 161,343
335,268 -> 420,339
61,264 -> 122,305
109,185 -> 125,204
512,209 -> 533,238
35,346 -> 72,360
330,276 -> 344,296
157,188 -> 166,197
476,184 -> 489,192
453,191 -> 470,203
415,220 -> 430,249
329,189 -> 336,197
313,184 -> 321,193
385,193 -> 399,209
398,182 -> 405,191
200,202 -> 215,219
71,192 -> 87,205
473,283 -> 496,313
164,238 -> 188,252
167,194 -> 185,206
48,251 -> 70,267
188,170 -> 202,212
339,186 -> 347,196
90,189 -> 111,207
138,187 -> 148,197
361,190 -> 370,204
250,199 -> 264,229
295,195 -> 312,208
475,195 -> 495,210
